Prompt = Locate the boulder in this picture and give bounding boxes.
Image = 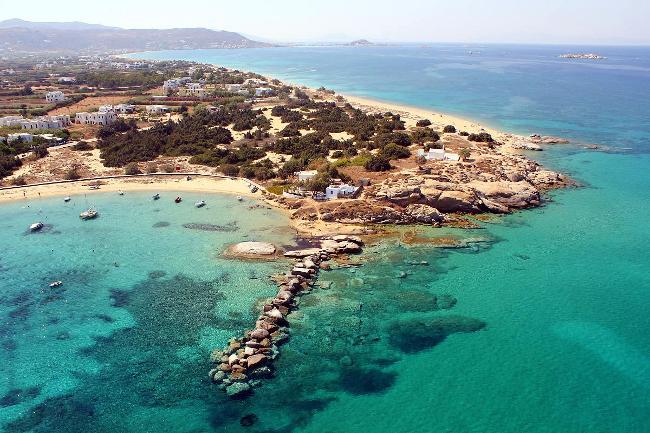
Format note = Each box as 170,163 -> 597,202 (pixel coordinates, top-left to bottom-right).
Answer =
338,241 -> 362,253
250,328 -> 270,340
226,242 -> 277,258
331,234 -> 364,245
404,204 -> 444,224
284,248 -> 322,258
427,189 -> 480,213
247,354 -> 268,369
226,382 -> 252,398
228,353 -> 239,366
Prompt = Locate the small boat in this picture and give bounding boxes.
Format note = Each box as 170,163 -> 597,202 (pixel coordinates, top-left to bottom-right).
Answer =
80,208 -> 98,220
30,222 -> 44,232
63,196 -> 71,202
118,190 -> 124,196
249,185 -> 259,193
175,196 -> 182,203
89,185 -> 100,190
237,196 -> 243,202
195,200 -> 206,208
49,281 -> 63,288
152,193 -> 160,200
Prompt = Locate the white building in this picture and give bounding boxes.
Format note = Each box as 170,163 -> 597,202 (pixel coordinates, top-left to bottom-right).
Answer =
179,83 -> 207,98
296,170 -> 318,182
45,91 -> 66,103
0,116 -> 25,127
57,76 -> 76,84
245,78 -> 269,86
417,147 -> 460,161
255,87 -> 274,97
8,133 -> 33,143
163,79 -> 182,94
98,104 -> 134,114
145,105 -> 169,114
225,84 -> 243,92
21,115 -> 71,130
325,184 -> 360,200
75,111 -> 117,126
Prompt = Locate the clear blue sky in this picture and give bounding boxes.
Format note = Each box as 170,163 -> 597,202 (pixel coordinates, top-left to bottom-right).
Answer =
1,0 -> 648,45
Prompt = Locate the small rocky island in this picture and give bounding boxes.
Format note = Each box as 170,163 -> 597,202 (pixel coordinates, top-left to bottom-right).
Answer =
559,53 -> 606,60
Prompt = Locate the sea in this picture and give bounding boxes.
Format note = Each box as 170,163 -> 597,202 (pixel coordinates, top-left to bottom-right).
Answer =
1,45 -> 649,432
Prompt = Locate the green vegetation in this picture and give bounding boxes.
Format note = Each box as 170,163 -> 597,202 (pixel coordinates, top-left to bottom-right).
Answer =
468,132 -> 494,143
443,125 -> 457,133
380,143 -> 411,159
416,119 -> 432,127
459,148 -> 471,160
72,141 -> 93,151
64,167 -> 81,180
124,162 -> 141,175
364,155 -> 392,172
77,70 -> 167,89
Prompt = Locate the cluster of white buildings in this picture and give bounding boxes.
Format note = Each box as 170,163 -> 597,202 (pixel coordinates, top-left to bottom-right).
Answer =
163,77 -> 209,98
45,91 -> 66,103
417,146 -> 460,162
75,111 -> 117,126
223,83 -> 275,98
145,105 -> 169,114
0,115 -> 71,130
295,170 -> 361,200
98,104 -> 135,114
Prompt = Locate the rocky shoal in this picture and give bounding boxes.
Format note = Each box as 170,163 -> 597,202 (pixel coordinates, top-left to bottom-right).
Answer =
208,235 -> 364,399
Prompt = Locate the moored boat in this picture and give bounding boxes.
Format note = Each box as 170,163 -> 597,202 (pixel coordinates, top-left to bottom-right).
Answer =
30,222 -> 44,232
118,190 -> 124,196
80,208 -> 98,220
64,196 -> 71,202
175,196 -> 182,203
49,281 -> 63,288
152,193 -> 160,200
195,200 -> 206,208
237,196 -> 243,202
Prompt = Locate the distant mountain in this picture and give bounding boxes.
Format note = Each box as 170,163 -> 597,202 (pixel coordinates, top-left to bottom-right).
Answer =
0,19 -> 270,53
348,39 -> 374,46
0,18 -> 116,31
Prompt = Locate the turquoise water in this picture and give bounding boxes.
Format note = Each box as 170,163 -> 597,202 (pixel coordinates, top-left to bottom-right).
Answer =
1,46 -> 649,431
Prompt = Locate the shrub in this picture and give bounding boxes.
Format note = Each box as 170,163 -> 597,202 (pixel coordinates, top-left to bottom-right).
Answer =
161,163 -> 175,173
124,162 -> 141,175
380,143 -> 411,160
219,164 -> 240,176
11,175 -> 27,186
145,162 -> 158,174
459,131 -> 469,136
424,142 -> 443,151
416,119 -> 432,127
64,167 -> 81,180
72,141 -> 93,151
364,156 -> 392,172
254,166 -> 276,181
331,150 -> 344,158
239,166 -> 256,179
468,132 -> 493,143
459,148 -> 471,160
443,125 -> 457,133
415,155 -> 426,164
33,144 -> 49,159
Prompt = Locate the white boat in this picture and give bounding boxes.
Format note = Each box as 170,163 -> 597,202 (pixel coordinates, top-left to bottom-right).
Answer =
237,196 -> 243,202
118,190 -> 124,196
152,193 -> 160,200
49,281 -> 63,288
64,196 -> 71,202
80,208 -> 98,220
195,200 -> 206,208
30,222 -> 44,232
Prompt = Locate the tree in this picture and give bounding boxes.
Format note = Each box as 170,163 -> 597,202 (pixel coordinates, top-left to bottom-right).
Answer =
380,143 -> 411,160
219,164 -> 240,176
145,162 -> 158,174
443,125 -> 457,133
19,85 -> 33,96
72,141 -> 93,151
416,119 -> 432,127
459,148 -> 471,161
64,167 -> 81,180
468,132 -> 493,143
33,144 -> 49,159
364,156 -> 392,172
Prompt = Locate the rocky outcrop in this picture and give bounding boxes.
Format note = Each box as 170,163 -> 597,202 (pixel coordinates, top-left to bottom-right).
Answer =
225,242 -> 278,259
404,204 -> 445,224
211,234 -> 365,398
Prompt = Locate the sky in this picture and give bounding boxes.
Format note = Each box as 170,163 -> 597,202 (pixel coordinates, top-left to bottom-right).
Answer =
1,0 -> 649,45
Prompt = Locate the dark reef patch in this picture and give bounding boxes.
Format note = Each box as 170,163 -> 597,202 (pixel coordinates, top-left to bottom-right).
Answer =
0,387 -> 40,408
183,222 -> 238,232
339,367 -> 397,395
109,289 -> 130,308
148,270 -> 167,279
152,221 -> 170,228
240,413 -> 258,427
388,315 -> 486,353
95,314 -> 114,323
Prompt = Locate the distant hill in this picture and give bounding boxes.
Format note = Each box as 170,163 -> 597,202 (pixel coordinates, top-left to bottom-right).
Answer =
348,39 -> 374,46
0,19 -> 270,53
0,18 -> 117,31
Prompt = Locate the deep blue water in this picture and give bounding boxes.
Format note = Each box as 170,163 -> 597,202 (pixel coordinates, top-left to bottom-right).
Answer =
0,45 -> 647,432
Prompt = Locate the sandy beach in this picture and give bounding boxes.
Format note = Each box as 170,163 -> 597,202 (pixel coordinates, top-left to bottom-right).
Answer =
0,175 -> 260,204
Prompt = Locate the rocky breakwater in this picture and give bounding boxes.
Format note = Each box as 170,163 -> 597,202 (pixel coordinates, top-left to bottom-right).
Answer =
208,235 -> 365,398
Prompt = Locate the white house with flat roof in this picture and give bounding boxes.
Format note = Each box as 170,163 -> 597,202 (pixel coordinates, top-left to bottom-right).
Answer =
146,105 -> 169,114
75,111 -> 117,126
325,183 -> 360,200
254,87 -> 274,97
179,83 -> 207,98
8,133 -> 33,143
0,116 -> 25,127
296,170 -> 318,182
417,146 -> 460,162
21,115 -> 71,130
45,91 -> 66,103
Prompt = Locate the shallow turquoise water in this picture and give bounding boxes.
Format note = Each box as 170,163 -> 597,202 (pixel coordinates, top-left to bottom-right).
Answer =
1,46 -> 649,431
